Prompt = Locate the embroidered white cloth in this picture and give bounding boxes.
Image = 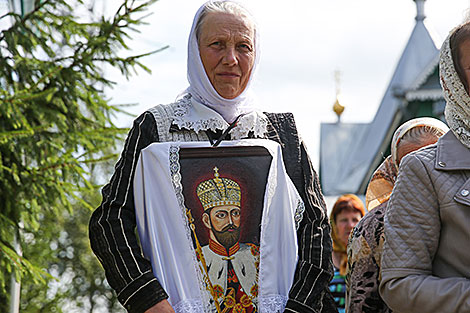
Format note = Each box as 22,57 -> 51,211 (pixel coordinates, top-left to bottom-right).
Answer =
134,139 -> 302,313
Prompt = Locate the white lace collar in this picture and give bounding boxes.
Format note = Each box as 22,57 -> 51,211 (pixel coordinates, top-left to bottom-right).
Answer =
171,95 -> 268,140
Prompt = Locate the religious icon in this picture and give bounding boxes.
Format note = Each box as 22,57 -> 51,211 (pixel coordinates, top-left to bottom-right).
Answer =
179,146 -> 272,313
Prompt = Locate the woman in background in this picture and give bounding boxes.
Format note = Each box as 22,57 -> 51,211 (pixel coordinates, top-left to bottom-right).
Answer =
345,117 -> 448,313
329,194 -> 365,313
379,21 -> 470,312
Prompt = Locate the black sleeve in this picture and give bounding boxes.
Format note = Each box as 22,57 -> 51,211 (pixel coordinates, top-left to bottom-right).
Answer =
284,142 -> 337,313
89,112 -> 168,313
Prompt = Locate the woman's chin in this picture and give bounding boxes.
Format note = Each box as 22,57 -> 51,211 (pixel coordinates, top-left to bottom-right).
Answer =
215,87 -> 242,100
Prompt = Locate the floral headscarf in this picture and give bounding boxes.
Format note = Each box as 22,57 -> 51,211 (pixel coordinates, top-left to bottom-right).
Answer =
440,22 -> 470,148
365,156 -> 398,211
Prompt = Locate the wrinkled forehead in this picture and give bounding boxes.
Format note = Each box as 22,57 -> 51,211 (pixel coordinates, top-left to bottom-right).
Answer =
194,4 -> 257,43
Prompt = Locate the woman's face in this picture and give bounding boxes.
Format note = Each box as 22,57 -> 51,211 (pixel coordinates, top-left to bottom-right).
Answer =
459,39 -> 470,94
198,12 -> 255,99
335,210 -> 362,247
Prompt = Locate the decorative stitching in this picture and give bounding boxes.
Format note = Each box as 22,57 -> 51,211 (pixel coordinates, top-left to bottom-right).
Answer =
171,94 -> 269,139
258,295 -> 288,313
173,298 -> 205,313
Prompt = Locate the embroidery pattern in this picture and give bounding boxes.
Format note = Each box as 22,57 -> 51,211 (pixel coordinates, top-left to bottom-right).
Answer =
173,298 -> 205,313
230,113 -> 269,140
172,95 -> 228,134
258,295 -> 288,313
171,94 -> 269,139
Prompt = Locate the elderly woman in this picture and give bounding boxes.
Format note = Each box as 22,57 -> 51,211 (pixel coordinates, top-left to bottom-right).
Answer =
328,194 -> 365,313
379,21 -> 470,312
89,1 -> 336,313
345,118 -> 448,313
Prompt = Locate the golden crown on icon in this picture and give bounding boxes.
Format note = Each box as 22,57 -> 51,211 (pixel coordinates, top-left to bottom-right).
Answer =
196,167 -> 241,211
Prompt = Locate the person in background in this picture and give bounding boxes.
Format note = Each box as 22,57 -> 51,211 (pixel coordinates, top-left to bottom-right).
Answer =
329,194 -> 365,313
379,20 -> 470,313
345,117 -> 448,313
88,1 -> 337,312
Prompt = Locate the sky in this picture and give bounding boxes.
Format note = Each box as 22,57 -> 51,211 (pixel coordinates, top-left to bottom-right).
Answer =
104,0 -> 470,167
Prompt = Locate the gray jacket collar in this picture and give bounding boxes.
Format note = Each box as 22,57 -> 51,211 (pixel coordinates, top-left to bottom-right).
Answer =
435,131 -> 470,170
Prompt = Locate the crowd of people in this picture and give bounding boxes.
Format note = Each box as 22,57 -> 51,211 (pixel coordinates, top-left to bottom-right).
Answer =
88,1 -> 470,312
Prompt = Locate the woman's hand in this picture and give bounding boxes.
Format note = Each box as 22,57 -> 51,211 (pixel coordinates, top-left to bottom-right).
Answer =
144,299 -> 175,313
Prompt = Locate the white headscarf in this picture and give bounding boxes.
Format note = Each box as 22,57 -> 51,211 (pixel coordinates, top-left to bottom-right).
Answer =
390,117 -> 449,169
440,22 -> 470,149
186,1 -> 260,123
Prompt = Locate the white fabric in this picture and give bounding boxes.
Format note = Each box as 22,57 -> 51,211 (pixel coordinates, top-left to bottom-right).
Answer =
185,1 -> 261,123
134,139 -> 300,313
171,95 -> 268,139
440,23 -> 470,149
390,117 -> 449,168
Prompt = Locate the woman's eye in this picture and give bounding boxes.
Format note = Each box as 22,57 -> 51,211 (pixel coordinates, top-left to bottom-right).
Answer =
239,44 -> 252,51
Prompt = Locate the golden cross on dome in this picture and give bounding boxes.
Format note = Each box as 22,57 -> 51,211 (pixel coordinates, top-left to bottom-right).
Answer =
213,167 -> 220,178
333,69 -> 345,121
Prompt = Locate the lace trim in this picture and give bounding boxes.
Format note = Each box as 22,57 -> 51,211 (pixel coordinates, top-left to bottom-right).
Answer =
172,95 -> 228,134
230,112 -> 269,140
171,94 -> 268,139
172,94 -> 191,118
440,32 -> 470,149
169,145 -> 209,312
294,200 -> 305,230
173,299 -> 204,313
258,295 -> 288,313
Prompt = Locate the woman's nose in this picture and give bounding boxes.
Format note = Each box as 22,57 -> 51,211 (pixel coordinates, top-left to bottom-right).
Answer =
222,47 -> 237,65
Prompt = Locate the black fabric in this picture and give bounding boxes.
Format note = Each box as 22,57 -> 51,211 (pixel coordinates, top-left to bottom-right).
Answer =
264,113 -> 302,192
89,112 -> 168,313
89,111 -> 337,313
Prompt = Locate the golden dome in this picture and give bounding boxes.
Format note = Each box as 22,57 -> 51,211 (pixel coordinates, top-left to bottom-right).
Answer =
333,97 -> 345,117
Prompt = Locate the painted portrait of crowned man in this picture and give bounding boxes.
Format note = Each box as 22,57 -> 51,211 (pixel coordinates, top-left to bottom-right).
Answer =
131,141 -> 303,313
195,167 -> 259,313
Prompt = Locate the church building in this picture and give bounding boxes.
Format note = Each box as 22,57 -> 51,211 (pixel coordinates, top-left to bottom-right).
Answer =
319,0 -> 446,201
